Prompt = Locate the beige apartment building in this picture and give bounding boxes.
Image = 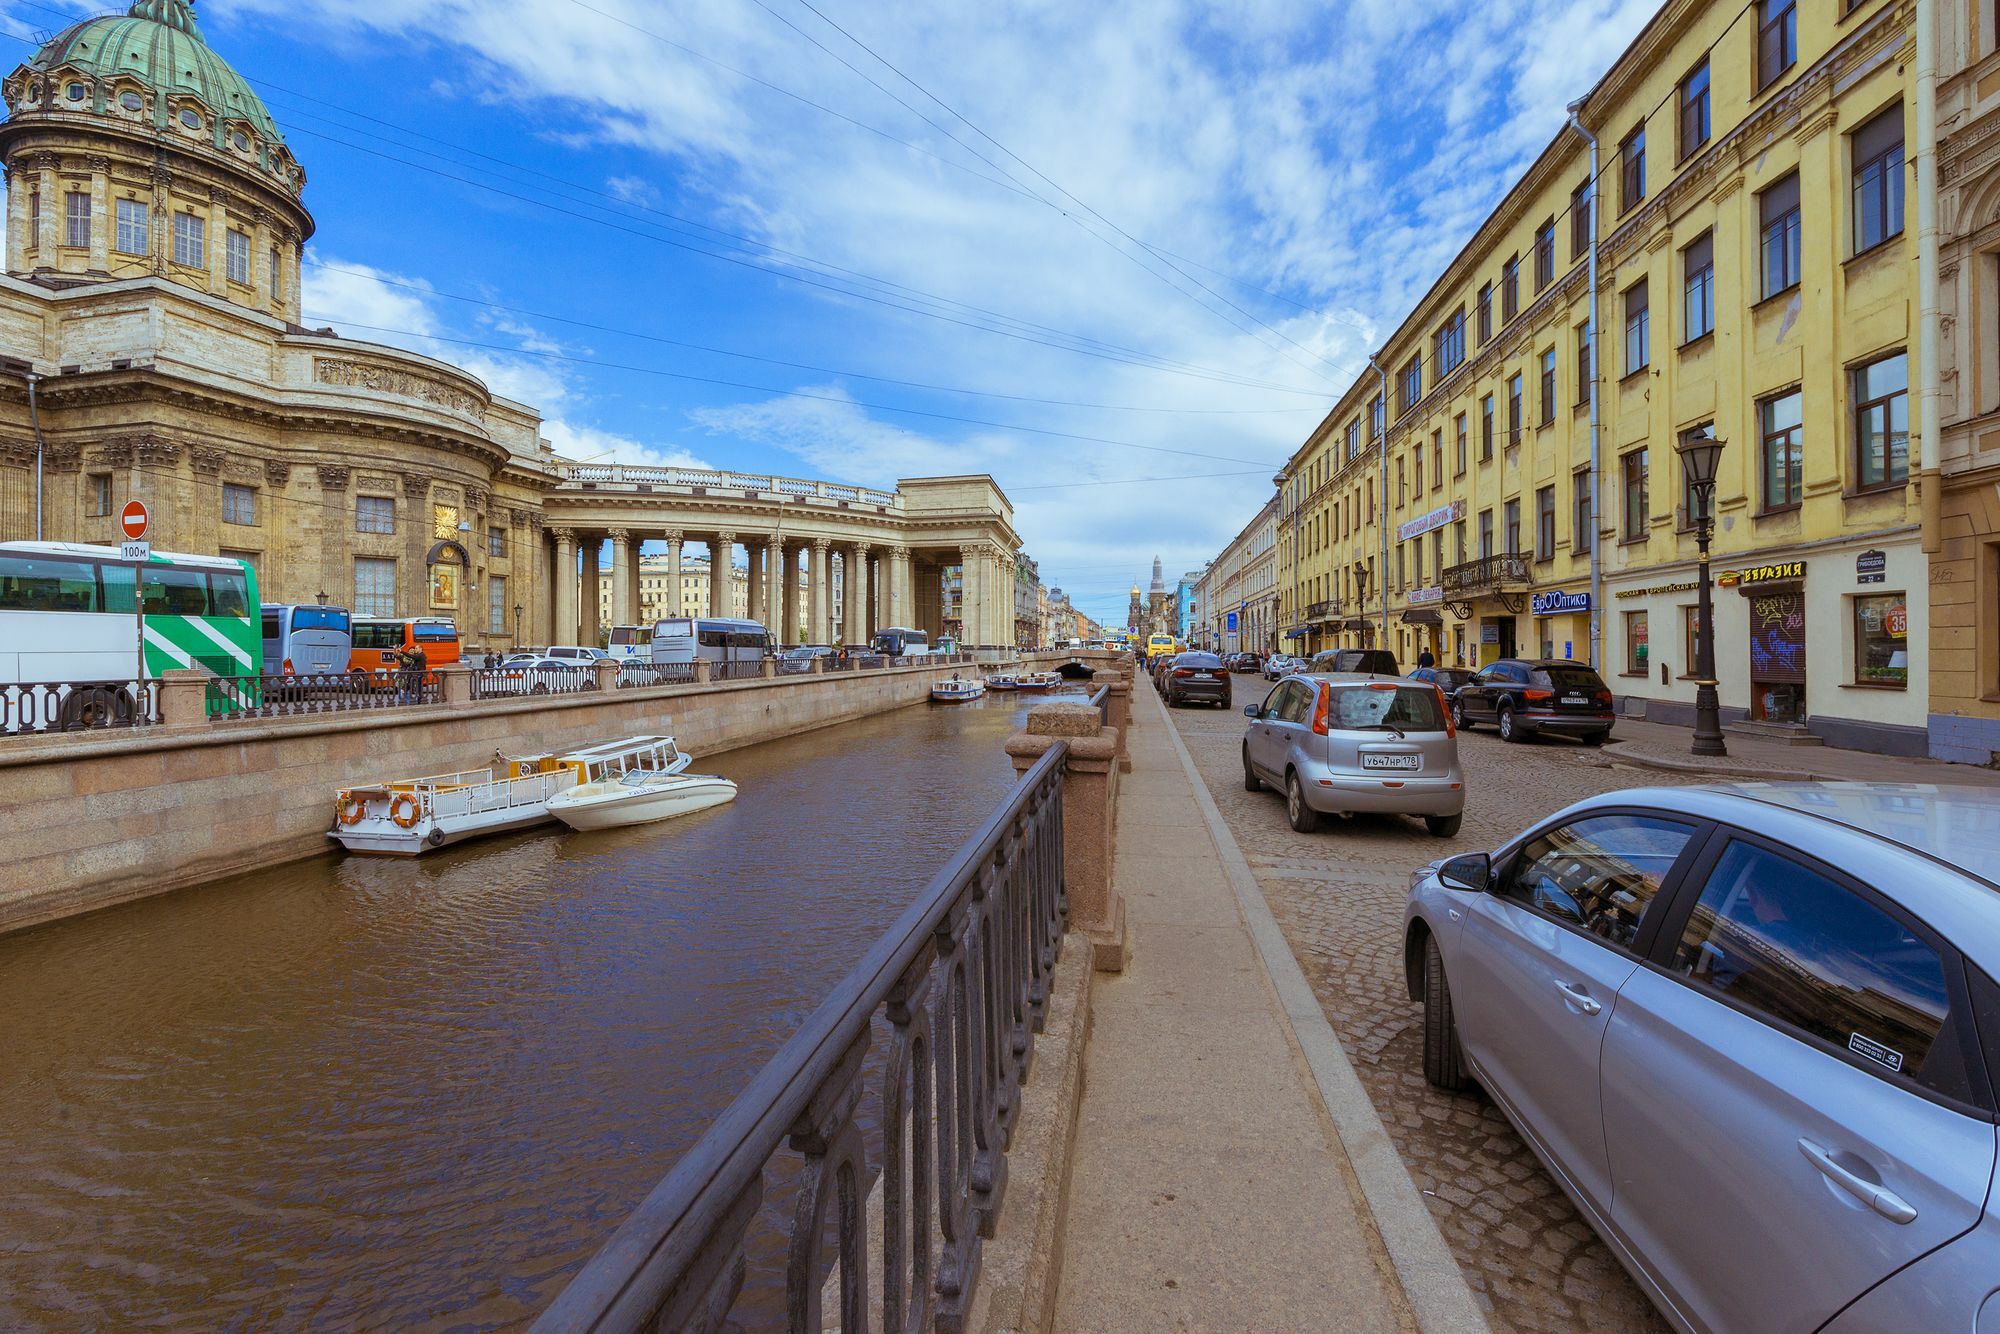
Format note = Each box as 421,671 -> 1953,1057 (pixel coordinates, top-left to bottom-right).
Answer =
1196,496 -> 1278,655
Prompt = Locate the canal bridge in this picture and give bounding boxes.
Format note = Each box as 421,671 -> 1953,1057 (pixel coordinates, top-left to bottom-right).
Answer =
541,466 -> 1023,652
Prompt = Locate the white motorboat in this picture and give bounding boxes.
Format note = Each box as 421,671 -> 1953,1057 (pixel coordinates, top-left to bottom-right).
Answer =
329,750 -> 579,855
930,676 -> 987,702
986,674 -> 1020,691
545,736 -> 738,831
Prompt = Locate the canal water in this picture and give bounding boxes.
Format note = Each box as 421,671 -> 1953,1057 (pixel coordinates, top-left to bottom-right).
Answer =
0,688 -> 1078,1329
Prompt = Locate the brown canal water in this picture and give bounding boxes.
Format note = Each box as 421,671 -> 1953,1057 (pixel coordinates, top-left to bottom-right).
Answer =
0,688 -> 1078,1329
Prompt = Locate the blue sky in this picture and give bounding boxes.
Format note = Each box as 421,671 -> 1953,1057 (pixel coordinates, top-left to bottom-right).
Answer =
2,0 -> 1659,626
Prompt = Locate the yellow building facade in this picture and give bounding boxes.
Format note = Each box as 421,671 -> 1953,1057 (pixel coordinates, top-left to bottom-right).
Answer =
1275,0 -> 1925,754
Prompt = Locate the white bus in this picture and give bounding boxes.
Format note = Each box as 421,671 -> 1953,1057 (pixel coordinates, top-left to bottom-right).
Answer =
648,617 -> 774,670
607,624 -> 652,661
261,602 -> 352,677
0,541 -> 260,730
870,627 -> 930,656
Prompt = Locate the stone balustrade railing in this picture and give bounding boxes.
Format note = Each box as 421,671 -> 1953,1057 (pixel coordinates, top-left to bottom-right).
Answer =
557,463 -> 902,508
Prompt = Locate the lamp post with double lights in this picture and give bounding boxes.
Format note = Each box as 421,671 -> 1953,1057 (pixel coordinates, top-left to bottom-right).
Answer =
1675,427 -> 1727,758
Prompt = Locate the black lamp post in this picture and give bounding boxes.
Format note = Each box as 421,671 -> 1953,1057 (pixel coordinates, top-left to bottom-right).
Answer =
514,603 -> 523,642
314,588 -> 327,606
1675,427 -> 1727,758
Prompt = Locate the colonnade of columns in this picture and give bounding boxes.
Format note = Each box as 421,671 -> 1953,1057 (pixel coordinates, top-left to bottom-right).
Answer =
953,542 -> 1019,649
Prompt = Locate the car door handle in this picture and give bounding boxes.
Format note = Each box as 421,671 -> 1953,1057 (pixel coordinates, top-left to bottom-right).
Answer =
1554,981 -> 1602,1016
1797,1138 -> 1918,1224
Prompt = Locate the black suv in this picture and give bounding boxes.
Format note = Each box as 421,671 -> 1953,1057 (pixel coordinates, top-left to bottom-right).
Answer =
1450,658 -> 1615,744
1307,648 -> 1401,677
1164,652 -> 1232,708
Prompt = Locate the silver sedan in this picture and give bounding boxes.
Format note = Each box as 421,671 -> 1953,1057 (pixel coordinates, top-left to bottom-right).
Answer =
1402,783 -> 2000,1332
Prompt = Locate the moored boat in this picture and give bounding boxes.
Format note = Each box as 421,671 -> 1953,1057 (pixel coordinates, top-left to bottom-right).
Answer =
930,675 -> 987,702
986,674 -> 1019,690
330,751 -> 578,855
545,736 -> 738,831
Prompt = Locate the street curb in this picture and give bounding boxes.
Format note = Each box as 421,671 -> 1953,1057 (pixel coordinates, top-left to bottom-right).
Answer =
1599,741 -> 1820,781
1153,699 -> 1491,1334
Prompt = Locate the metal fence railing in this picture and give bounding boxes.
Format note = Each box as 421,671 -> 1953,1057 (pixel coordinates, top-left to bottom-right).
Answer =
615,664 -> 697,689
204,672 -> 439,719
532,741 -> 1069,1332
3,679 -> 160,736
713,660 -> 766,682
470,664 -> 599,700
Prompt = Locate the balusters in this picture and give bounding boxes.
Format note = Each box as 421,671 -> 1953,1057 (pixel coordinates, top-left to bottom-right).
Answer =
784,1034 -> 871,1334
881,944 -> 936,1333
655,1178 -> 763,1333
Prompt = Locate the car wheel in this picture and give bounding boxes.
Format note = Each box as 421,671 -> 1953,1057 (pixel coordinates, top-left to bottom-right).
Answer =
1424,812 -> 1463,838
1285,771 -> 1321,833
1421,934 -> 1470,1092
1451,698 -> 1473,731
1242,746 -> 1261,792
1582,730 -> 1609,747
1497,703 -> 1523,742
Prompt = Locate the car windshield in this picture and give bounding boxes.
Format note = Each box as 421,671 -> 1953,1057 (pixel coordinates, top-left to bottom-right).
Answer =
1178,654 -> 1221,667
1535,666 -> 1605,691
1328,685 -> 1447,732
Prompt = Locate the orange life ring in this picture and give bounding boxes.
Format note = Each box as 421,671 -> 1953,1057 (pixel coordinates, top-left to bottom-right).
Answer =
389,792 -> 422,828
337,794 -> 368,827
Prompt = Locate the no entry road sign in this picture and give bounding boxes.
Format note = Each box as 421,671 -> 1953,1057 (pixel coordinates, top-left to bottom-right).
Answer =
120,500 -> 150,540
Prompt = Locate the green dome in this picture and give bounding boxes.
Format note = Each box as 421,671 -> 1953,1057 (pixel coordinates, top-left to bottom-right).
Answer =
26,0 -> 282,145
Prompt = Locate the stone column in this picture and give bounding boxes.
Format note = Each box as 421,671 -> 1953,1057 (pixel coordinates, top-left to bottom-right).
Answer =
746,542 -> 763,628
551,527 -> 577,647
784,543 -> 804,644
87,157 -> 110,273
205,188 -> 228,297
250,208 -> 274,309
809,537 -> 832,644
5,166 -> 25,269
999,554 -> 1017,650
578,536 -> 601,648
709,532 -> 735,619
662,531 -> 683,621
1004,702 -> 1126,972
765,535 -> 784,632
34,154 -> 58,268
959,544 -> 983,646
845,542 -> 870,646
609,528 -> 633,631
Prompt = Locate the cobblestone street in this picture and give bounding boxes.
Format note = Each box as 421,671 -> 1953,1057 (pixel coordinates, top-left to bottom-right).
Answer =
1160,685 -> 1692,1333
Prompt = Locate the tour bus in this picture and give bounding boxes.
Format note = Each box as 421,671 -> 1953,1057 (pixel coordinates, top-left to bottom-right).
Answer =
0,541 -> 259,730
648,616 -> 774,670
607,624 -> 652,661
260,602 -> 353,677
349,616 -> 460,682
871,626 -> 931,657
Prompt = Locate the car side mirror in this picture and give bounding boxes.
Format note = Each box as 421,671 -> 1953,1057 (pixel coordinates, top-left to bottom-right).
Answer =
1437,852 -> 1491,893
1243,704 -> 1259,718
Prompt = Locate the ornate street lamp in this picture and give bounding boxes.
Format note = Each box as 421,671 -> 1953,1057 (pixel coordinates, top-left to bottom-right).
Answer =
314,588 -> 328,606
1675,426 -> 1727,758
514,603 -> 523,642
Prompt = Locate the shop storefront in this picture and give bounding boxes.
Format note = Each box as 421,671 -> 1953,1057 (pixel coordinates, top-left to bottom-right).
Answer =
1528,588 -> 1591,664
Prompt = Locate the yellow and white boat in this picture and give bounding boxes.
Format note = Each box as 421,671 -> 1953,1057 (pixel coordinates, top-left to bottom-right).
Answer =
329,750 -> 579,855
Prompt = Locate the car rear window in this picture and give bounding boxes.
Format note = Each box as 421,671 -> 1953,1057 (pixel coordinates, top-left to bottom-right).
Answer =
1178,653 -> 1222,667
1534,666 -> 1605,691
1328,685 -> 1447,732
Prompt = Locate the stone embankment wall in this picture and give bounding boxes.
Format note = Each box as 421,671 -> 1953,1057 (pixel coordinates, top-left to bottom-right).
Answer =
0,663 -> 964,936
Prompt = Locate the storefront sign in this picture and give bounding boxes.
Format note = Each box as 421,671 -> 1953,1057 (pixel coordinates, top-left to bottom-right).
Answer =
1531,590 -> 1591,616
1480,624 -> 1500,644
1226,611 -> 1238,631
1615,581 -> 1697,599
1719,560 -> 1806,588
1397,498 -> 1466,542
1408,585 -> 1444,606
1856,549 -> 1886,585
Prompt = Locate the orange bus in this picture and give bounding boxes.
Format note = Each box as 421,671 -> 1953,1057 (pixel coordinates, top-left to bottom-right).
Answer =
349,616 -> 460,682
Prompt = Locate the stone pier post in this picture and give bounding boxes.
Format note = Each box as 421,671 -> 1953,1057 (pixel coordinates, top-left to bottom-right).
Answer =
1005,701 -> 1126,972
439,663 -> 474,705
159,668 -> 210,729
1093,669 -> 1132,771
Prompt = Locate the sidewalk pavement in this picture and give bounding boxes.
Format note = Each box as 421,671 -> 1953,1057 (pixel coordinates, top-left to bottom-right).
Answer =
1052,683 -> 1482,1333
1601,717 -> 2000,788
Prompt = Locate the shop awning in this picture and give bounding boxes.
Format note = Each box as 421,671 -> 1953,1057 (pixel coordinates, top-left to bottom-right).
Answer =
1400,609 -> 1443,626
1340,618 -> 1371,631
1285,627 -> 1310,639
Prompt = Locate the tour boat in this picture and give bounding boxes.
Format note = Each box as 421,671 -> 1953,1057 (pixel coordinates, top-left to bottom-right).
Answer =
329,749 -> 580,855
544,736 -> 738,831
986,674 -> 1020,691
1015,671 -> 1059,691
930,676 -> 987,702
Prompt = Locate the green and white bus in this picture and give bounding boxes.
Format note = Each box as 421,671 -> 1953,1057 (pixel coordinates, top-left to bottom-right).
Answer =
0,541 -> 261,730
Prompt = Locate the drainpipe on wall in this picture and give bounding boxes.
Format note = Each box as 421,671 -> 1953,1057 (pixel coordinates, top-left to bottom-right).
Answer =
1916,0 -> 1942,552
1367,357 -> 1390,650
1566,101 -> 1604,668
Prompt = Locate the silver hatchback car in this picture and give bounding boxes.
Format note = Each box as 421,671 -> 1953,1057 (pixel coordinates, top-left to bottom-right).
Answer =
1242,672 -> 1465,837
1404,783 -> 2000,1332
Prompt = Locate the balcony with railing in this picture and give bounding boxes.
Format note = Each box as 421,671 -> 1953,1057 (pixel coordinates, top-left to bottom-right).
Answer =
1302,599 -> 1341,623
1441,553 -> 1532,614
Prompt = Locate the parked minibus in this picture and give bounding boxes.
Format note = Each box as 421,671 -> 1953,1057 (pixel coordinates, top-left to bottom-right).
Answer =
261,602 -> 352,677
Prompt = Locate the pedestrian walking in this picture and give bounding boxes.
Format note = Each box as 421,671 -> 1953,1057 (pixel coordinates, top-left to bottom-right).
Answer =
1417,646 -> 1435,669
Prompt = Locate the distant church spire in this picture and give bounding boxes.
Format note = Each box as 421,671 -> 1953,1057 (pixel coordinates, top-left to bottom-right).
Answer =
1148,555 -> 1165,593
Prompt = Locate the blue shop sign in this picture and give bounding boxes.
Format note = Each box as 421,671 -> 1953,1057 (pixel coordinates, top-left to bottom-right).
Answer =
1226,611 -> 1238,631
1531,590 -> 1592,616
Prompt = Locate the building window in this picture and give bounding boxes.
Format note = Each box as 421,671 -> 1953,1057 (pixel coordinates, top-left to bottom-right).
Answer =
1624,278 -> 1650,374
1682,232 -> 1715,342
1432,529 -> 1444,584
28,191 -> 39,252
489,575 -> 508,635
1759,389 -> 1804,511
1454,414 -> 1468,475
88,472 -> 112,516
1853,593 -> 1908,686
1502,255 -> 1520,321
1397,454 -> 1407,507
1620,124 -> 1646,213
115,198 -> 148,255
1370,394 -> 1384,440
1852,105 -> 1905,254
1477,283 -> 1493,343
1575,322 -> 1593,405
1431,429 -> 1443,490
172,211 -> 205,267
1454,519 -> 1467,564
63,191 -> 89,248
1625,610 -> 1649,673
1534,218 -> 1555,292
1574,470 -> 1594,554
1757,0 -> 1798,92
222,483 -> 256,526
355,557 -> 396,618
226,228 -> 250,285
1760,173 -> 1802,298
1480,395 -> 1495,460
270,246 -> 283,301
355,494 -> 396,534
1435,311 -> 1464,377
1345,420 -> 1360,460
1679,59 -> 1711,161
1478,508 -> 1494,560
1399,354 -> 1422,416
1539,349 -> 1557,426
1683,604 -> 1701,676
1504,499 -> 1521,554
1505,374 -> 1522,444
1571,179 -> 1593,260
1536,485 -> 1557,560
1414,443 -> 1424,496
1853,352 -> 1909,490
1623,449 -> 1649,539
1396,543 -> 1406,590
487,525 -> 505,557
